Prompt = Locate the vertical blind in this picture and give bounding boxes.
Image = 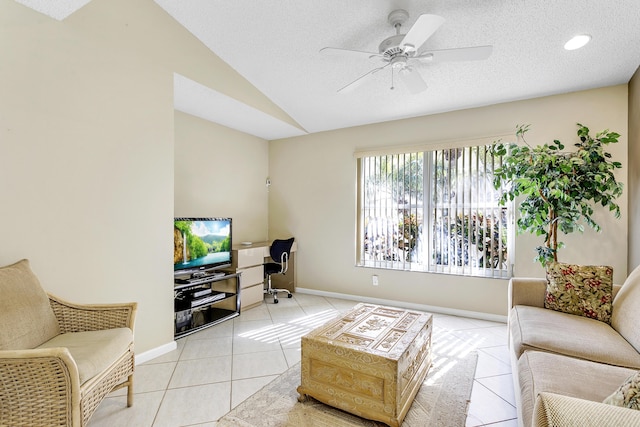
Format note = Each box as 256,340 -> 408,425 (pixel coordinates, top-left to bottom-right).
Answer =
360,152 -> 423,270
358,144 -> 511,278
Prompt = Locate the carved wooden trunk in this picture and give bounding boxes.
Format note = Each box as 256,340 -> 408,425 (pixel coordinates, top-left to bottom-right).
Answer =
297,303 -> 433,427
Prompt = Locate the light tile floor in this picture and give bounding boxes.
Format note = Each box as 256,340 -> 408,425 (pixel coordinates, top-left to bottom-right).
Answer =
89,293 -> 517,427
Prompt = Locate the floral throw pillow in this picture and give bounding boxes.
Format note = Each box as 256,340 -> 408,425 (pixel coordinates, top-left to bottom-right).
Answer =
544,262 -> 613,323
603,371 -> 640,409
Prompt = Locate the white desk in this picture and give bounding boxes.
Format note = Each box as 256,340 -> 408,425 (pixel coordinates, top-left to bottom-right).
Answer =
229,241 -> 297,310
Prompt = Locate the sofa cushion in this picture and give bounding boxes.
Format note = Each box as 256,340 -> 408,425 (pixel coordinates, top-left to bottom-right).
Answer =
603,371 -> 640,410
510,305 -> 640,369
544,262 -> 613,323
0,259 -> 60,350
37,328 -> 133,385
612,264 -> 640,354
518,350 -> 637,427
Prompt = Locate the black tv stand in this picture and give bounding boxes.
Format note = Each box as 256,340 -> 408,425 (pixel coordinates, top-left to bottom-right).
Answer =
173,272 -> 241,339
177,271 -> 227,286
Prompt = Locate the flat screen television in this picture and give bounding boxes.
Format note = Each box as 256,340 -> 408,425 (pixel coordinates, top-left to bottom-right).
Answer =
174,217 -> 232,276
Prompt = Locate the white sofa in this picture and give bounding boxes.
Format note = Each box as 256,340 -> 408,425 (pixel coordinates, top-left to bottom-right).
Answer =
508,265 -> 640,426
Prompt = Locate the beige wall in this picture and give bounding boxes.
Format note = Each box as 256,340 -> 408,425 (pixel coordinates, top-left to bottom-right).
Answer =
269,86 -> 629,316
0,0 -> 174,353
174,112 -> 270,243
629,67 -> 640,270
0,0 -> 297,354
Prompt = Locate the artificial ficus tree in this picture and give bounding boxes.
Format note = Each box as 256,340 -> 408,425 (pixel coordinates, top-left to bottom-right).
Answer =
492,123 -> 623,266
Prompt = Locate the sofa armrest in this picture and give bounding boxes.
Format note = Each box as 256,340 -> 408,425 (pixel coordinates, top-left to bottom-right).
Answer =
49,294 -> 137,333
508,278 -> 547,310
533,392 -> 640,427
0,347 -> 82,426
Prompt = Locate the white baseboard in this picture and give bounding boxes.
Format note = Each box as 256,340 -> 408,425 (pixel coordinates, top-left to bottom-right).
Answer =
135,340 -> 177,365
295,287 -> 507,323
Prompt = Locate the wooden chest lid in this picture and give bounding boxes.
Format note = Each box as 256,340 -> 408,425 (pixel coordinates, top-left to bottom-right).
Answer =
303,303 -> 432,358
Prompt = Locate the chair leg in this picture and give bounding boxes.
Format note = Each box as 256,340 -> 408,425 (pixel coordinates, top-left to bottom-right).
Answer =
271,286 -> 291,304
264,274 -> 292,304
273,289 -> 292,299
264,275 -> 276,303
127,374 -> 134,407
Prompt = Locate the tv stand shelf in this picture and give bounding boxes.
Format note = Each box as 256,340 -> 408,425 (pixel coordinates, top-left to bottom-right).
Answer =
174,272 -> 241,339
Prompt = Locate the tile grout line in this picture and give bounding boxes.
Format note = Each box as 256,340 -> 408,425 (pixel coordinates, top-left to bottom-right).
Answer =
150,338 -> 183,427
226,318 -> 237,417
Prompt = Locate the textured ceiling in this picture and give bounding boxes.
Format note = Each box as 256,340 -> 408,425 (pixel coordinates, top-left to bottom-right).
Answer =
15,0 -> 640,140
14,0 -> 92,20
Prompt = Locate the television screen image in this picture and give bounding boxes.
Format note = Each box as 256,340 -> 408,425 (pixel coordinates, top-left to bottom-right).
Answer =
174,218 -> 232,274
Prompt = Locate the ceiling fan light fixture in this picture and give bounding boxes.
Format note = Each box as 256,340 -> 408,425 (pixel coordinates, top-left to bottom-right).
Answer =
391,56 -> 407,69
564,34 -> 591,50
403,43 -> 416,53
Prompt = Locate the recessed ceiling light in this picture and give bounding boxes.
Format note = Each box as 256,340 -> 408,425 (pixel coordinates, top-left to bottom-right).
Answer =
564,34 -> 591,50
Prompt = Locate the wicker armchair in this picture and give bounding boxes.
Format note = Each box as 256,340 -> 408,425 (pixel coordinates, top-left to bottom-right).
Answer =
0,260 -> 137,426
534,392 -> 640,426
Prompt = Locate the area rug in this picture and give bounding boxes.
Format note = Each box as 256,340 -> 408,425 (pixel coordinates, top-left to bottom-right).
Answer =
218,351 -> 478,427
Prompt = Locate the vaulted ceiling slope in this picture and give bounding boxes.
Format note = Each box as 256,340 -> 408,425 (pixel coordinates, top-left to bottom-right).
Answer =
14,0 -> 640,140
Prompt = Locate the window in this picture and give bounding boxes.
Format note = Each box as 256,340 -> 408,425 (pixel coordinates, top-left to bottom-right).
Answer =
356,142 -> 512,278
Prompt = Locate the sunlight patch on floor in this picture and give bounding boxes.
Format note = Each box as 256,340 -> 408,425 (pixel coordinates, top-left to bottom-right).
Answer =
239,309 -> 339,345
426,329 -> 480,385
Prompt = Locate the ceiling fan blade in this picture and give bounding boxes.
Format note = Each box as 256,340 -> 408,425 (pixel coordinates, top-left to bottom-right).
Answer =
399,67 -> 428,94
320,47 -> 383,60
416,45 -> 493,62
337,63 -> 391,93
400,14 -> 445,52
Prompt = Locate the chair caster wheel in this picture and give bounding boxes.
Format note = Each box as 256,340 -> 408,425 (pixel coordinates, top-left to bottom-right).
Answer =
274,299 -> 279,304
288,294 -> 293,298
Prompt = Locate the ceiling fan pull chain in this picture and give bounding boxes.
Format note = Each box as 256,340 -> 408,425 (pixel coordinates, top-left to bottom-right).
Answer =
391,66 -> 395,90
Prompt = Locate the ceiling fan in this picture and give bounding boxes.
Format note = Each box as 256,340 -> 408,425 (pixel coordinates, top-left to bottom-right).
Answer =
320,9 -> 493,94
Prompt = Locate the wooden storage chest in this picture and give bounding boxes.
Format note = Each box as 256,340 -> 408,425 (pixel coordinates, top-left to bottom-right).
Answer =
297,303 -> 433,427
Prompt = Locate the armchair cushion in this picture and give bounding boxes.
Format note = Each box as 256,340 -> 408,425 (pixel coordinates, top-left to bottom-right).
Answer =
534,392 -> 640,426
37,328 -> 133,385
0,259 -> 60,350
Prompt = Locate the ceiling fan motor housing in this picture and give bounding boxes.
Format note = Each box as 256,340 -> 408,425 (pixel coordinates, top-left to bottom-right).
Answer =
380,9 -> 417,59
379,34 -> 408,59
